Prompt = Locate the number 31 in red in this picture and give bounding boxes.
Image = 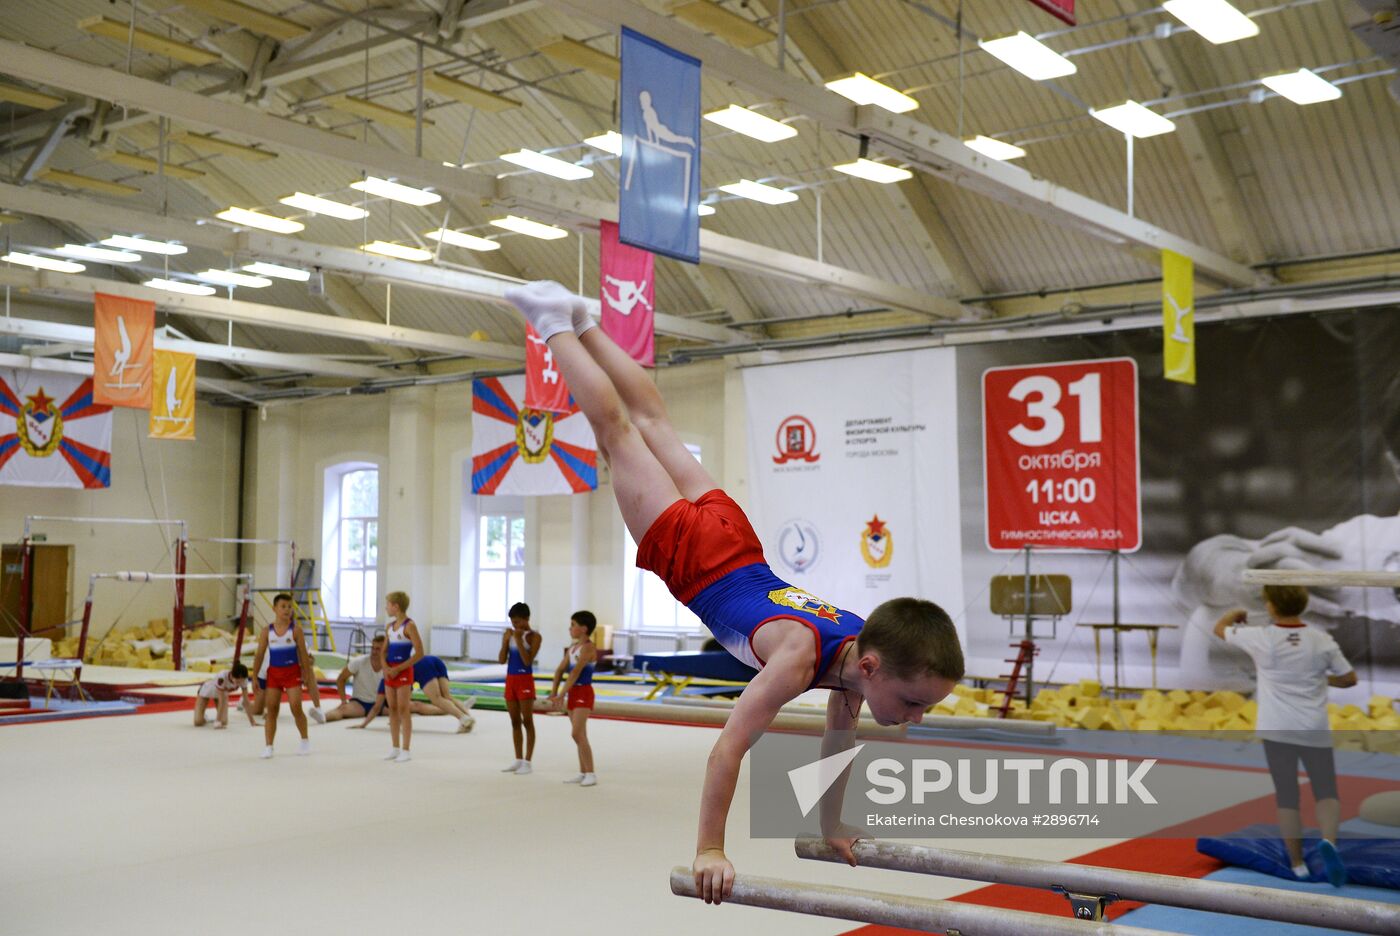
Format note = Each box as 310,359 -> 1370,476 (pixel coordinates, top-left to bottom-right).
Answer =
982,359 -> 1140,552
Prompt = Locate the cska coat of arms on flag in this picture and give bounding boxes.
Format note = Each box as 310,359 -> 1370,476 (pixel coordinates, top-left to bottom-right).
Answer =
0,366 -> 113,489
471,375 -> 597,495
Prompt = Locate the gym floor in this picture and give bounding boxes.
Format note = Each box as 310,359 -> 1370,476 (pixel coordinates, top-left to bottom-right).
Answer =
1,702 -> 1339,936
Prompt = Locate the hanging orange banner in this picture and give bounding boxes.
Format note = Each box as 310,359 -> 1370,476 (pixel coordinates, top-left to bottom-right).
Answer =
93,292 -> 154,408
148,349 -> 196,440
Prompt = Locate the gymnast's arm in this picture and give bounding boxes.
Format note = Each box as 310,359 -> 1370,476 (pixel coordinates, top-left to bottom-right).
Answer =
817,689 -> 864,865
693,639 -> 811,904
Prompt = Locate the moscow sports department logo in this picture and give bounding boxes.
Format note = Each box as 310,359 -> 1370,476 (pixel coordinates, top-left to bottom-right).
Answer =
860,515 -> 892,569
773,415 -> 819,465
18,388 -> 63,458
776,519 -> 821,575
515,408 -> 555,464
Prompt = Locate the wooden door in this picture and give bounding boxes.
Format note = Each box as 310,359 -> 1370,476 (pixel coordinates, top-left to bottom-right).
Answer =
0,544 -> 73,638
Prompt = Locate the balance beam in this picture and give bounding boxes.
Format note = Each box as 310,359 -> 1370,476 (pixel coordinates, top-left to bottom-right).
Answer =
668,867 -> 1174,935
795,838 -> 1400,934
1243,568 -> 1400,588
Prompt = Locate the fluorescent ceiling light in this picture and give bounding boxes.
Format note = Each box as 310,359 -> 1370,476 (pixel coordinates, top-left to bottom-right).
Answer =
215,206 -> 304,234
56,243 -> 141,263
146,277 -> 217,296
584,131 -> 622,155
3,252 -> 84,273
698,204 -> 716,216
279,192 -> 368,220
964,135 -> 1027,160
361,240 -> 434,262
198,269 -> 272,288
349,176 -> 441,207
978,32 -> 1077,80
1090,101 -> 1176,138
1163,0 -> 1259,44
427,229 -> 501,251
489,216 -> 569,240
102,235 -> 187,255
718,179 -> 799,205
1261,68 -> 1342,104
703,105 -> 797,142
832,158 -> 912,183
242,261 -> 311,282
500,149 -> 593,181
824,72 -> 918,112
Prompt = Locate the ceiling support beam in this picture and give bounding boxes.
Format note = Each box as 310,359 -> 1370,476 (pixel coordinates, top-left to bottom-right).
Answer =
0,266 -> 526,363
0,315 -> 383,379
0,40 -> 959,321
536,0 -> 1258,288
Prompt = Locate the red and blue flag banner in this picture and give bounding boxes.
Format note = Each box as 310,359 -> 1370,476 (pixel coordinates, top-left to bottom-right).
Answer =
524,323 -> 573,414
0,365 -> 112,489
599,220 -> 655,367
472,375 -> 597,496
93,292 -> 154,409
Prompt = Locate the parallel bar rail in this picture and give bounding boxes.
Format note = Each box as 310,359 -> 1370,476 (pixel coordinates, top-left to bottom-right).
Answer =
669,867 -> 1174,935
795,838 -> 1400,934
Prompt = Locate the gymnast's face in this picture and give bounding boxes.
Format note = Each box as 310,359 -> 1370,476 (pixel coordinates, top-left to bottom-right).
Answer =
859,658 -> 955,726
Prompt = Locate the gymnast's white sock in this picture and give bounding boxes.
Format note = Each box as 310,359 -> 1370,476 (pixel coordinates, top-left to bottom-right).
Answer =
572,296 -> 598,338
504,281 -> 576,342
1292,862 -> 1310,878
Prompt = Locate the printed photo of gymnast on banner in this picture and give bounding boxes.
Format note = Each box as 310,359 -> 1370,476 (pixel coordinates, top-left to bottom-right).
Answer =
955,307 -> 1400,697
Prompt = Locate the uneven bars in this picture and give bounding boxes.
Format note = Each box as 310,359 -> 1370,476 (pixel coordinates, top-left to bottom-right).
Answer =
24,515 -> 188,537
795,839 -> 1400,934
96,572 -> 253,583
668,868 -> 1173,935
187,538 -> 294,545
1243,568 -> 1400,589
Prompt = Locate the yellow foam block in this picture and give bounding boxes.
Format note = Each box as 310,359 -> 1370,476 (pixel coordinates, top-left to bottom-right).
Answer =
1077,679 -> 1102,699
1184,701 -> 1207,717
1339,703 -> 1366,719
1206,690 -> 1246,712
1072,707 -> 1106,730
1136,719 -> 1162,731
1167,689 -> 1192,706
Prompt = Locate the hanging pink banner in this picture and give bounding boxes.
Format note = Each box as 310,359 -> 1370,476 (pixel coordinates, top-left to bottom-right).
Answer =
599,219 -> 655,367
524,323 -> 573,414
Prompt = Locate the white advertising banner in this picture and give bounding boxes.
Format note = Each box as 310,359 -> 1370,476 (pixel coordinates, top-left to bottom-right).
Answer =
742,348 -> 965,639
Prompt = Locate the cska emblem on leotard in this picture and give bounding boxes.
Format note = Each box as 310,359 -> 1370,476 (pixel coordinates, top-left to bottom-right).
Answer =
768,587 -> 842,623
515,408 -> 555,464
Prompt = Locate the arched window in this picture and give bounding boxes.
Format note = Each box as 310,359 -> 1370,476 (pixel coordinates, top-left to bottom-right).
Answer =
325,463 -> 379,620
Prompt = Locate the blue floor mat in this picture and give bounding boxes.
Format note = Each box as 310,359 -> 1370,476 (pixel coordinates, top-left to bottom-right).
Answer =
1114,865 -> 1400,935
1198,823 -> 1400,888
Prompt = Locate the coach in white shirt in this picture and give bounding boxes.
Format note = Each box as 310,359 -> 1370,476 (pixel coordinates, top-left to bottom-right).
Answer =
325,636 -> 385,722
1215,583 -> 1357,886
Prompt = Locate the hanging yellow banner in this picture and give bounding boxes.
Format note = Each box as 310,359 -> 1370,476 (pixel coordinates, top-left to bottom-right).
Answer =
1162,249 -> 1195,385
148,349 -> 196,440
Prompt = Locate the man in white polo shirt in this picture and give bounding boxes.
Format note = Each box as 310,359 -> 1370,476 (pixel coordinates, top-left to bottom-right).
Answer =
325,635 -> 385,722
1216,583 -> 1358,886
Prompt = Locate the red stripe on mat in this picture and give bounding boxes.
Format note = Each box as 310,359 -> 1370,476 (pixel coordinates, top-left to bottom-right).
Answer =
839,773 -> 1396,935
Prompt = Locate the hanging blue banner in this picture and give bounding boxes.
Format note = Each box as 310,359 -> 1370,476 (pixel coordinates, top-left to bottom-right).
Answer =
619,27 -> 701,264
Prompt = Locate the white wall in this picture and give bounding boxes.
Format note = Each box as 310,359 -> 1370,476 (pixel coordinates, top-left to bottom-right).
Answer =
2,401 -> 241,638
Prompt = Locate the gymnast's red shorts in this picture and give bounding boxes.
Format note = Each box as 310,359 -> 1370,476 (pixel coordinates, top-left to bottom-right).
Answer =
504,674 -> 536,701
265,664 -> 302,691
383,665 -> 414,689
566,685 -> 595,710
636,490 -> 766,605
